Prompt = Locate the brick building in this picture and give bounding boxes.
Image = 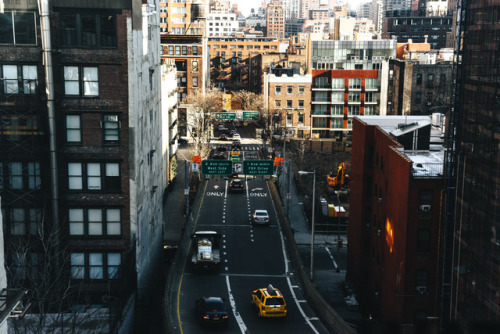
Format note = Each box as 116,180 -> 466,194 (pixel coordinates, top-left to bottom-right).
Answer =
348,115 -> 445,331
388,48 -> 453,115
263,68 -> 312,138
266,0 -> 285,40
208,37 -> 280,90
0,0 -> 175,329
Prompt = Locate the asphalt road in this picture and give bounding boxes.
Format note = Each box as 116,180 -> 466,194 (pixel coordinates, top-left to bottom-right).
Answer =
174,176 -> 331,333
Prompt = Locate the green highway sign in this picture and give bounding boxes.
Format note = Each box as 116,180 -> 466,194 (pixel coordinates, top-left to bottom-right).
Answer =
215,112 -> 236,120
243,160 -> 273,175
231,155 -> 240,162
201,160 -> 233,175
243,111 -> 259,121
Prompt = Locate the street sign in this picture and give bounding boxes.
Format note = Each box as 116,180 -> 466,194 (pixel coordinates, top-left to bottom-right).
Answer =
231,155 -> 240,162
192,163 -> 199,173
243,111 -> 259,121
201,160 -> 233,175
243,160 -> 274,175
192,155 -> 201,164
215,112 -> 236,120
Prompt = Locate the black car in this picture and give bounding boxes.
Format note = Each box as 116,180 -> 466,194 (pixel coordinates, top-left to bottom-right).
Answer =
232,140 -> 241,149
195,297 -> 229,326
229,179 -> 244,192
216,144 -> 227,151
212,152 -> 226,160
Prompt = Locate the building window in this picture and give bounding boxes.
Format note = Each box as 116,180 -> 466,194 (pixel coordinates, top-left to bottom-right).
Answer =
275,100 -> 281,108
69,208 -> 121,236
348,78 -> 361,89
286,113 -> 292,126
64,66 -> 99,96
364,105 -> 376,115
275,86 -> 281,95
417,229 -> 430,253
348,92 -> 361,103
416,73 -> 422,85
182,46 -> 187,55
314,77 -> 328,88
365,92 -> 377,103
348,105 -> 360,116
286,100 -> 293,109
332,105 -> 343,115
68,162 -> 120,191
415,270 -> 428,293
103,115 -> 119,144
192,77 -> 198,88
287,86 -> 293,94
66,115 -> 82,143
9,162 -> 23,190
312,117 -> 328,128
419,190 -> 433,211
415,92 -> 422,104
331,118 -> 343,128
1,65 -> 38,95
332,92 -> 343,103
298,100 -> 304,109
192,46 -> 198,55
365,78 -> 377,89
168,46 -> 174,55
28,162 -> 41,190
298,86 -> 305,95
331,78 -> 344,89
11,209 -> 25,235
221,51 -> 226,57
0,11 -> 37,45
298,113 -> 304,124
60,13 -> 117,47
175,46 -> 180,55
70,252 -> 121,280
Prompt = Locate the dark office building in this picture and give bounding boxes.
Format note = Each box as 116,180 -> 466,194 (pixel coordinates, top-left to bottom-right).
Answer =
446,0 -> 500,330
384,10 -> 453,49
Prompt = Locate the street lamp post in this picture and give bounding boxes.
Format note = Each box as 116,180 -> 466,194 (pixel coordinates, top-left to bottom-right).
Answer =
299,170 -> 316,281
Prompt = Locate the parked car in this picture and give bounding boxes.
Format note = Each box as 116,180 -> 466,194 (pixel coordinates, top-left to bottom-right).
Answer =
251,284 -> 287,318
252,209 -> 270,225
195,296 -> 229,326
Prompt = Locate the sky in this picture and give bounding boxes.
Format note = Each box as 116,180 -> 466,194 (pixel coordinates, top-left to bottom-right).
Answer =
230,0 -> 367,17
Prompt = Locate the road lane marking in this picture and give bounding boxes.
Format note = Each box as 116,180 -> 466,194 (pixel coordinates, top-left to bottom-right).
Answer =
223,273 -> 290,278
225,275 -> 248,333
267,181 -> 320,334
325,246 -> 339,270
225,180 -> 228,198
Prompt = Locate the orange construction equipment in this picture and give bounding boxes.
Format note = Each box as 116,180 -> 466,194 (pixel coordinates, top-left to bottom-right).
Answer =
327,162 -> 349,189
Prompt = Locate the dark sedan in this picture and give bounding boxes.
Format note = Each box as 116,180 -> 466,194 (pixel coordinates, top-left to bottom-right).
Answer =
229,179 -> 244,192
195,296 -> 229,327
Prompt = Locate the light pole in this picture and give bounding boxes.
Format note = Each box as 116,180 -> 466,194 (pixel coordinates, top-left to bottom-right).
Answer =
298,170 -> 316,281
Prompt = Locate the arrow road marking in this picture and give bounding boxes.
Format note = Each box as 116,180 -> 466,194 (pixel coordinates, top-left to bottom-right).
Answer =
251,188 -> 263,191
213,185 -> 220,189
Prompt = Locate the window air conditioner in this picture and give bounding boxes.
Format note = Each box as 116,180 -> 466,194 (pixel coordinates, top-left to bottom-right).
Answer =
416,286 -> 427,294
420,205 -> 431,212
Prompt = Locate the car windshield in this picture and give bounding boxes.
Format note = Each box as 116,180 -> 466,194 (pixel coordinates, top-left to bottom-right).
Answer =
205,301 -> 224,312
256,211 -> 267,216
265,297 -> 284,306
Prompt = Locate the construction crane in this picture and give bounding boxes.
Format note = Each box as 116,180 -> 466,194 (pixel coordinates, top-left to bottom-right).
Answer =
327,162 -> 349,190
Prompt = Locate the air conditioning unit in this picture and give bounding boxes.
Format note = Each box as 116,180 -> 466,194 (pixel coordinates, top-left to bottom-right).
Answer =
416,286 -> 427,294
420,205 -> 431,212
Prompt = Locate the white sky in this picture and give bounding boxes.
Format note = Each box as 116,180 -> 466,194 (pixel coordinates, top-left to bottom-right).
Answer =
230,0 -> 367,17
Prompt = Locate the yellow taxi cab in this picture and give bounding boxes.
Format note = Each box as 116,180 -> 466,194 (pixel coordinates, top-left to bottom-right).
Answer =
251,284 -> 287,318
230,148 -> 241,156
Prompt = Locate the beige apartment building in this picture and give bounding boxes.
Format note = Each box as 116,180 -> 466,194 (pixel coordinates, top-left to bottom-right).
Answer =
160,0 -> 206,35
266,0 -> 285,40
264,68 -> 312,138
208,37 -> 280,90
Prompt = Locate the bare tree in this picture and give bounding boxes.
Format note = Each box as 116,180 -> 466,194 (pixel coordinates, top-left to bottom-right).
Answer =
185,87 -> 223,157
7,214 -> 110,334
232,90 -> 264,111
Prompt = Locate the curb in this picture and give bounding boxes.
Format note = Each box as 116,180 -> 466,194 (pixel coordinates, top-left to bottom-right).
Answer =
268,180 -> 357,334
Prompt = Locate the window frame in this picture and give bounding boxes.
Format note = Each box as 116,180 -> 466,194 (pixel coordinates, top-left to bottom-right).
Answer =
67,162 -> 121,192
66,115 -> 82,144
70,252 -> 121,280
59,12 -> 117,48
64,66 -> 99,97
103,114 -> 120,145
69,207 -> 121,236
